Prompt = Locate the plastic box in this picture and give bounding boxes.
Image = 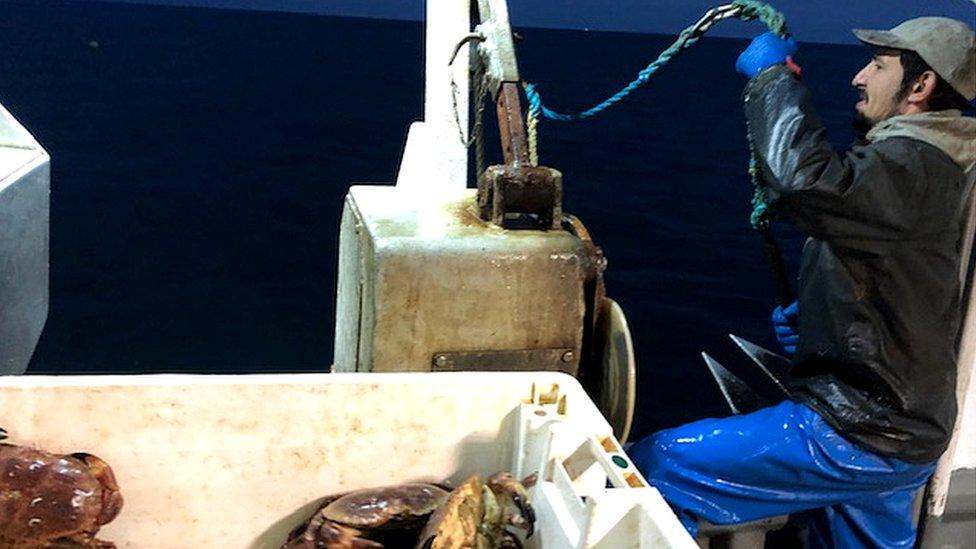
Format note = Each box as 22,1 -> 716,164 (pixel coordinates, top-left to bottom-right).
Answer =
0,372 -> 694,548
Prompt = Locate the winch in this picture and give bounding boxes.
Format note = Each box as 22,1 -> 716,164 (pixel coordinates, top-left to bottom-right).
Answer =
331,0 -> 636,440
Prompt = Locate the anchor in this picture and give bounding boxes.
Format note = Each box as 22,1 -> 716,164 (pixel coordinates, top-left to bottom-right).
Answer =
701,334 -> 796,415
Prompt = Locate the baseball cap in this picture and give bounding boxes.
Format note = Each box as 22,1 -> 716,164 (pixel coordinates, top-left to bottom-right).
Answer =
853,17 -> 976,102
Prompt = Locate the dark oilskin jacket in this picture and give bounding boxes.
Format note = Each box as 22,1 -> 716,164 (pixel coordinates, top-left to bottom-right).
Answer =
744,66 -> 975,464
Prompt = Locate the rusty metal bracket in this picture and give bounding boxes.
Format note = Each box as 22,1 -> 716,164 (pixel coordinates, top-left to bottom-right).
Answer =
467,2 -> 563,230
478,164 -> 562,229
495,82 -> 530,167
475,82 -> 564,230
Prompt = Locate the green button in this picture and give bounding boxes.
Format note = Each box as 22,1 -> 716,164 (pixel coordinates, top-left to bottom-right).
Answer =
611,455 -> 628,468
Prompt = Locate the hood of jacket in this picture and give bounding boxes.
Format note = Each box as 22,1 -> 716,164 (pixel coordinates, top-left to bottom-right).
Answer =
867,110 -> 976,173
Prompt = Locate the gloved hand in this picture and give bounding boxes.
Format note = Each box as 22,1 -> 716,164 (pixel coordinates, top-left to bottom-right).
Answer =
735,31 -> 798,79
771,300 -> 799,356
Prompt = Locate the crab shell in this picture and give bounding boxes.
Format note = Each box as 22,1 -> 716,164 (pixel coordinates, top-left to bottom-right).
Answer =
284,483 -> 450,548
414,476 -> 483,548
415,473 -> 534,549
323,483 -> 450,531
0,443 -> 123,548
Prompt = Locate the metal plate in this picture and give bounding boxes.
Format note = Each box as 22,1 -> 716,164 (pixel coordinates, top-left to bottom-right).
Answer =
431,348 -> 574,372
597,297 -> 636,442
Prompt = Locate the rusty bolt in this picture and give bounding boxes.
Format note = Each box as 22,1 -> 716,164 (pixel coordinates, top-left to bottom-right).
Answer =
561,351 -> 574,363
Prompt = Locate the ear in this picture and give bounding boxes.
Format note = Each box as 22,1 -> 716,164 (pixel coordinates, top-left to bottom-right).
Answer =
906,70 -> 938,107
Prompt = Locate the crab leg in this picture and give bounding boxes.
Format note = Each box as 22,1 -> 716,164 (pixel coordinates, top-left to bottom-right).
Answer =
282,512 -> 383,549
486,473 -> 536,538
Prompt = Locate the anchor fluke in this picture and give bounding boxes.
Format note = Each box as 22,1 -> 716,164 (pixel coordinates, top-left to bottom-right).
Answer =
728,334 -> 793,396
701,352 -> 765,415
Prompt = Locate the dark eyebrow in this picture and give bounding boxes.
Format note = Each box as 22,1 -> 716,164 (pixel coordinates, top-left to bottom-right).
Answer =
870,47 -> 902,62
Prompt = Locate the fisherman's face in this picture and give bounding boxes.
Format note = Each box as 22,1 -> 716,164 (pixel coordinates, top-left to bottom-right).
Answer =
851,52 -> 906,127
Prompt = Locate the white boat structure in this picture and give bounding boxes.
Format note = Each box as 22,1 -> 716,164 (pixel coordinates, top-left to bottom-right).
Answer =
0,0 -> 972,547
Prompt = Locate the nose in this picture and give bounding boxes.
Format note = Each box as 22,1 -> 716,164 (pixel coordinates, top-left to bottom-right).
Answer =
852,63 -> 870,89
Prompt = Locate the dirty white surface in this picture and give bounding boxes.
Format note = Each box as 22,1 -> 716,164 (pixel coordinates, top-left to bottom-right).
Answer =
0,372 -> 664,548
395,0 -> 468,192
333,186 -> 588,374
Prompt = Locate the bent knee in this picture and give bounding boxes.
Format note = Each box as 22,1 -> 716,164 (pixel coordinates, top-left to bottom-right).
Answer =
628,429 -> 689,479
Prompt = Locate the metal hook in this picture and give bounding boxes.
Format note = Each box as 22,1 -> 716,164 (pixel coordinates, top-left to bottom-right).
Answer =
448,32 -> 487,66
690,4 -> 744,36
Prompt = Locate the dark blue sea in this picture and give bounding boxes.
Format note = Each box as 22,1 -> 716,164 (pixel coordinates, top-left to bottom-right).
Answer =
0,0 -> 868,440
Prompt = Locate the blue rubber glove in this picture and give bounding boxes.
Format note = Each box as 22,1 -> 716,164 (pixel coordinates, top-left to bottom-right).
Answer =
771,300 -> 799,356
735,31 -> 798,79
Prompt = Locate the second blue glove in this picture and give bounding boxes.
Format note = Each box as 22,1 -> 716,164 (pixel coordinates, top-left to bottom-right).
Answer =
736,31 -> 798,79
771,300 -> 799,356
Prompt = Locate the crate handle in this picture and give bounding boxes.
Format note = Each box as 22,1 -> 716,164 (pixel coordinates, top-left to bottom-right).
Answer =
556,434 -> 647,491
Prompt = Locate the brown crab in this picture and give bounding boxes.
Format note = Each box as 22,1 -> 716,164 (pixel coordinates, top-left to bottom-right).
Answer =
283,482 -> 451,548
415,473 -> 535,549
0,429 -> 124,548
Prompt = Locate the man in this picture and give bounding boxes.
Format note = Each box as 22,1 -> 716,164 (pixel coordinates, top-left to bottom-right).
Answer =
630,17 -> 975,548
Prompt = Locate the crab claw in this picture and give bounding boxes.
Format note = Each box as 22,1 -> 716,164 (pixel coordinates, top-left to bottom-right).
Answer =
283,513 -> 382,549
487,472 -> 536,538
497,530 -> 524,548
316,520 -> 382,549
71,452 -> 124,526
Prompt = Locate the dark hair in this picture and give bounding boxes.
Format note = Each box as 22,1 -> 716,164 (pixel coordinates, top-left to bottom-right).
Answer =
898,49 -> 970,111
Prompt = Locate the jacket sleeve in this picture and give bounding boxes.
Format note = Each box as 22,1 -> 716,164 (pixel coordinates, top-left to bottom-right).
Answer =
743,66 -> 926,254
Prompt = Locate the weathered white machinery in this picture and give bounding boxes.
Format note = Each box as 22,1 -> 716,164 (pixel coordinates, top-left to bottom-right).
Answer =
331,0 -> 636,440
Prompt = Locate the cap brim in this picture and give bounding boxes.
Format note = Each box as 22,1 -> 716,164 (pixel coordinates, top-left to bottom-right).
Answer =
852,28 -> 912,50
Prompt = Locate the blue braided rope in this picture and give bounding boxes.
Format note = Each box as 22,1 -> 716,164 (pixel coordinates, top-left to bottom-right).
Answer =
524,25 -> 702,121
525,25 -> 704,121
749,153 -> 770,227
525,0 -> 787,121
524,0 -> 788,228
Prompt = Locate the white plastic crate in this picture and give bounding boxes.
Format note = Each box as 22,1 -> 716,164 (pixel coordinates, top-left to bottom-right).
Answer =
0,372 -> 694,548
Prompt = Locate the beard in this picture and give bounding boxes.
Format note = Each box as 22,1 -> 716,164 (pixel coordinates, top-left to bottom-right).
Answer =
852,91 -> 903,143
852,112 -> 873,143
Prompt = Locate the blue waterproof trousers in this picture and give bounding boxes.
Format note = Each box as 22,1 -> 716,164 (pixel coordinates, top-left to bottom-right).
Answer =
628,401 -> 936,548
